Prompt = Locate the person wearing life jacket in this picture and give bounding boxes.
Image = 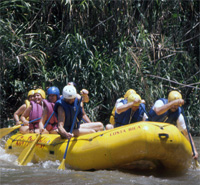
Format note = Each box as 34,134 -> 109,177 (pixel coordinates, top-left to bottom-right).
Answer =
108,89 -> 137,128
14,90 -> 35,125
20,89 -> 46,134
68,82 -> 90,103
68,82 -> 90,122
38,86 -> 60,134
54,85 -> 96,139
68,82 -> 104,132
148,90 -> 198,159
114,93 -> 148,128
106,89 -> 140,130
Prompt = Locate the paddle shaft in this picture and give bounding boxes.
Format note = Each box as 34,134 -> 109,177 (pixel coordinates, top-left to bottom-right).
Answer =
20,117 -> 42,126
181,107 -> 196,156
21,113 -> 53,128
17,112 -> 54,165
181,107 -> 200,168
0,117 -> 42,139
82,118 -> 86,123
63,97 -> 82,160
140,104 -> 152,121
29,117 -> 41,123
44,112 -> 54,129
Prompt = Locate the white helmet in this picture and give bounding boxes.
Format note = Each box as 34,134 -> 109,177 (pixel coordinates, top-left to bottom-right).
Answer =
62,85 -> 77,99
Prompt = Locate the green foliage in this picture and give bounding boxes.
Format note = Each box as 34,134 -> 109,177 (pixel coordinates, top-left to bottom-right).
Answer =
0,0 -> 199,134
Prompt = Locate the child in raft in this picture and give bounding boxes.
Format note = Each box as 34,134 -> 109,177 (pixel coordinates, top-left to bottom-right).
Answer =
20,89 -> 46,134
38,86 -> 60,134
14,90 -> 35,125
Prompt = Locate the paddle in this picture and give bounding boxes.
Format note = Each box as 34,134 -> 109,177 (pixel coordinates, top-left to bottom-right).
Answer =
58,97 -> 82,170
0,117 -> 41,139
181,107 -> 200,168
139,104 -> 152,121
17,112 -> 54,166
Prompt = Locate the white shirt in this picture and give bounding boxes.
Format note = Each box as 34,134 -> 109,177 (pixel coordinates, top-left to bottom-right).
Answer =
153,100 -> 186,131
115,98 -> 124,110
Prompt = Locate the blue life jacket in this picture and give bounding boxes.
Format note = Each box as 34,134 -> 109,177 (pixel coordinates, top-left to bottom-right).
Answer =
114,99 -> 146,127
54,97 -> 82,132
148,98 -> 181,124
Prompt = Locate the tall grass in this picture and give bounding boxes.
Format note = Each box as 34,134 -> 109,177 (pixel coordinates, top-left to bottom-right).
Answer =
0,0 -> 199,134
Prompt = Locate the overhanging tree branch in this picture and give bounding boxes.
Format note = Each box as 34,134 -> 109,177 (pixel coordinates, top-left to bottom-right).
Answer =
147,75 -> 200,90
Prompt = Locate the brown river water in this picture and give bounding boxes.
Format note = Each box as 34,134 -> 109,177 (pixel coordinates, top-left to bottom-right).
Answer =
0,135 -> 199,185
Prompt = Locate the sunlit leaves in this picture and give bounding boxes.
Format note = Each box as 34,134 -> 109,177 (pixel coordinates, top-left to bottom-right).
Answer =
1,0 -> 199,131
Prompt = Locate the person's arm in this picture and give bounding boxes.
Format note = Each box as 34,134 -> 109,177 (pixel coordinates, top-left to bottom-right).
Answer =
57,106 -> 73,139
154,99 -> 184,115
14,104 -> 26,125
182,129 -> 198,159
78,93 -> 91,123
177,114 -> 198,159
142,113 -> 148,121
80,89 -> 89,103
82,106 -> 91,123
116,98 -> 141,114
82,114 -> 91,123
20,106 -> 32,125
38,107 -> 48,131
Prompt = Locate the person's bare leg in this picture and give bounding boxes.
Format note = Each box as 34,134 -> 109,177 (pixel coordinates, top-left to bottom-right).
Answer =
32,128 -> 40,133
73,128 -> 95,136
105,124 -> 114,130
19,126 -> 29,134
80,122 -> 104,132
49,129 -> 58,134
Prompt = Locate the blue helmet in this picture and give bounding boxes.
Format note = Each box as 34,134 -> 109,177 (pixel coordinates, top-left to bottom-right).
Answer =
47,86 -> 60,99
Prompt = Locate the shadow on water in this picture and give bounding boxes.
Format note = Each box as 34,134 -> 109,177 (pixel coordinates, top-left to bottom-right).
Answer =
120,169 -> 186,178
83,162 -> 192,178
117,166 -> 192,178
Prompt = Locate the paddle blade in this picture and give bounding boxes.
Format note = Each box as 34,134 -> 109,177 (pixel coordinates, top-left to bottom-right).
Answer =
0,125 -> 21,139
195,159 -> 200,169
17,134 -> 41,166
57,159 -> 66,170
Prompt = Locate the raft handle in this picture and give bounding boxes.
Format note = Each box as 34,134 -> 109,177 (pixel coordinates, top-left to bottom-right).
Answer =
158,133 -> 169,139
49,151 -> 54,155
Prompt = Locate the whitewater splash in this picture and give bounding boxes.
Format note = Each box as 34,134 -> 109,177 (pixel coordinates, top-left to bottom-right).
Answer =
0,137 -> 61,169
0,146 -> 18,165
0,146 -> 62,168
41,160 -> 61,169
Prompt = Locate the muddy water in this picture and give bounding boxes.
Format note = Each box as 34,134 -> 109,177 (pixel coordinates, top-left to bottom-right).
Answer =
0,136 -> 199,185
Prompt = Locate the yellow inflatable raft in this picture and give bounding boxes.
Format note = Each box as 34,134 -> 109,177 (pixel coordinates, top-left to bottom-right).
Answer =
5,121 -> 192,171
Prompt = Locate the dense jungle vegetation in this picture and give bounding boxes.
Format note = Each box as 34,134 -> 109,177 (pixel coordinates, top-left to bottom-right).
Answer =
0,0 -> 199,135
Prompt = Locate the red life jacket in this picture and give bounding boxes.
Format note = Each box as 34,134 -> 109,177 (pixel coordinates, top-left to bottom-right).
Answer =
29,101 -> 43,130
43,99 -> 58,131
43,99 -> 57,124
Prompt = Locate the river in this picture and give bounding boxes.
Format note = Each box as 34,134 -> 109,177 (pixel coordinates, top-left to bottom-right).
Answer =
0,136 -> 199,185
